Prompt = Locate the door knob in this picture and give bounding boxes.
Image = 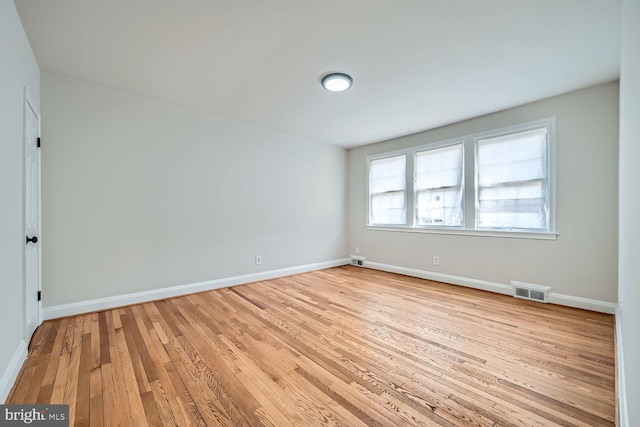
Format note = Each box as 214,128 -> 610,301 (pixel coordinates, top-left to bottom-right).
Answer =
26,235 -> 38,244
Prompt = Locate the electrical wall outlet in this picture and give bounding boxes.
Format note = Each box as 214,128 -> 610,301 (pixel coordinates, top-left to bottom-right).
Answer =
255,255 -> 262,265
433,256 -> 440,266
355,247 -> 360,254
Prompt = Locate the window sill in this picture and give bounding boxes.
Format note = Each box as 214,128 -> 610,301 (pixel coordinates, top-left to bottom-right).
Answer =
366,226 -> 558,240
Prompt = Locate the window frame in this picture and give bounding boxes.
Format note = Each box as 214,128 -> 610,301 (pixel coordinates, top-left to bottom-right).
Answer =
365,118 -> 557,240
366,148 -> 411,228
474,124 -> 552,232
368,153 -> 408,226
414,141 -> 465,229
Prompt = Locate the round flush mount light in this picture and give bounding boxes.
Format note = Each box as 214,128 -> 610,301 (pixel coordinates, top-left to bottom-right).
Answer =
321,73 -> 353,92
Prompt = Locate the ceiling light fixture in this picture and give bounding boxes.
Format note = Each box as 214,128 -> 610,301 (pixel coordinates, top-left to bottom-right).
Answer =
321,73 -> 353,92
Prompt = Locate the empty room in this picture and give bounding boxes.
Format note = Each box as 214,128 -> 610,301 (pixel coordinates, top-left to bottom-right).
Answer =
1,0 -> 638,426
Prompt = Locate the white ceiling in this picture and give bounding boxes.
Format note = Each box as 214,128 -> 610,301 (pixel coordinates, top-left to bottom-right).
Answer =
15,0 -> 621,148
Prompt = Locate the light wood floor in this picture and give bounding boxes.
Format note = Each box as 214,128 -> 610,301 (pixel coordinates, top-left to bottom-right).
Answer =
8,266 -> 615,426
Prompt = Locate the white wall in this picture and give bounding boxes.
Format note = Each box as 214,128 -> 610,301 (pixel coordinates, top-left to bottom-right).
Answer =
618,0 -> 639,424
348,82 -> 619,304
41,72 -> 347,307
0,0 -> 40,401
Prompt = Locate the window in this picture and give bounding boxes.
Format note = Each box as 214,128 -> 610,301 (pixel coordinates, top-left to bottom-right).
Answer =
369,154 -> 406,225
415,144 -> 464,226
366,119 -> 554,237
476,127 -> 549,230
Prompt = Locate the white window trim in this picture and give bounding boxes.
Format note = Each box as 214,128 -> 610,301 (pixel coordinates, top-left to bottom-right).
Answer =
366,226 -> 557,240
366,118 -> 557,240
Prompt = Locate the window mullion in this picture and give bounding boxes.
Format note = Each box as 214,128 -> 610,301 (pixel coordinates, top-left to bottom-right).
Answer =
464,137 -> 475,230
406,150 -> 416,227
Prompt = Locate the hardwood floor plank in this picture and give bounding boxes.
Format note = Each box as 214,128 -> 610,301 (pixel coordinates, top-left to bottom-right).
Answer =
8,266 -> 616,426
162,360 -> 208,427
162,339 -> 238,426
113,322 -> 148,427
140,391 -> 163,427
36,384 -> 54,405
48,347 -> 69,404
8,366 -> 35,403
105,311 -> 133,426
119,311 -> 153,395
41,318 -> 68,388
97,312 -> 111,366
74,333 -> 91,426
89,368 -> 104,427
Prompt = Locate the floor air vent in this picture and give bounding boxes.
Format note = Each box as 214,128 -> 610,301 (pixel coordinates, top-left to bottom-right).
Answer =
511,281 -> 551,303
350,255 -> 365,267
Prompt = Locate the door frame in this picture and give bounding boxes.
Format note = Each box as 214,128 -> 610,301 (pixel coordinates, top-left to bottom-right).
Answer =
23,88 -> 42,343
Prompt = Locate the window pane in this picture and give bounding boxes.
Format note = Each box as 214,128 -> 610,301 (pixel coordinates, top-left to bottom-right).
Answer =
371,192 -> 406,224
476,127 -> 548,230
415,144 -> 463,226
370,155 -> 406,224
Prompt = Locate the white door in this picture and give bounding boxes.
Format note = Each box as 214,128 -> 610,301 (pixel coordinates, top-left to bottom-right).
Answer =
24,95 -> 41,342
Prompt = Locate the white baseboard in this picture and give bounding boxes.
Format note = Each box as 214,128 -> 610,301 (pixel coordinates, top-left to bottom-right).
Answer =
0,340 -> 28,403
616,309 -> 628,427
365,261 -> 513,295
364,261 -> 616,314
547,293 -> 617,314
43,258 -> 350,320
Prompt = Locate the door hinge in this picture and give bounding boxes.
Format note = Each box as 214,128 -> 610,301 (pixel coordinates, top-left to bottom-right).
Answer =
37,137 -> 41,148
37,291 -> 41,302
